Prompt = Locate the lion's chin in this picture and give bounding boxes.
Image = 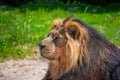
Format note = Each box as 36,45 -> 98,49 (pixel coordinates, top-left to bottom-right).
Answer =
41,53 -> 56,60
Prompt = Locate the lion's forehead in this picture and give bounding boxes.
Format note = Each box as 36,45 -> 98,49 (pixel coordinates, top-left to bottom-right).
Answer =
48,28 -> 65,38
50,28 -> 64,35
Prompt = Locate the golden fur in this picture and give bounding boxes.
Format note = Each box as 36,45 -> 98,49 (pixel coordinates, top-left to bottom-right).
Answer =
39,17 -> 120,80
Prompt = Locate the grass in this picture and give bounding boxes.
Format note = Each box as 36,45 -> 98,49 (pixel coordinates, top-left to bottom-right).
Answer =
0,0 -> 120,62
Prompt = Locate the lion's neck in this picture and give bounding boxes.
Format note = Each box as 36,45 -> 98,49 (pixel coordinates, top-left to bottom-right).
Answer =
48,57 -> 72,80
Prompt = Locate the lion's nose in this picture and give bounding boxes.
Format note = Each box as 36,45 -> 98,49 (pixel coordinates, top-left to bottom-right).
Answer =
39,42 -> 46,49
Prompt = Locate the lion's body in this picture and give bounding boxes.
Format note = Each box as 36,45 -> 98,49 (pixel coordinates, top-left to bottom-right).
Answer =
39,17 -> 120,80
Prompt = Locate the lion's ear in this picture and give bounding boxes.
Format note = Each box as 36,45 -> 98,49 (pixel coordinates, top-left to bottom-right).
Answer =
67,26 -> 80,39
64,21 -> 80,39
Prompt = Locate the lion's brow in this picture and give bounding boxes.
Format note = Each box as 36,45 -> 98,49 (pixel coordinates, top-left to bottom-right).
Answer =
49,30 -> 59,37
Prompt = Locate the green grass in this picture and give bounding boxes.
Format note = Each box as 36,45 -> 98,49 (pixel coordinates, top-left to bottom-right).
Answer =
0,0 -> 120,62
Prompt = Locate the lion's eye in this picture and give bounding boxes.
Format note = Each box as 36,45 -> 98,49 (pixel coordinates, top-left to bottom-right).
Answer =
53,37 -> 59,43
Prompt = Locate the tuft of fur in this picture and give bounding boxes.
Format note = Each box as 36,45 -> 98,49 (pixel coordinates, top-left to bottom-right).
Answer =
40,17 -> 120,80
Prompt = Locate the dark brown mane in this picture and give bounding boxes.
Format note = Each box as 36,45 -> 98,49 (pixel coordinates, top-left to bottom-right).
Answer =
40,17 -> 120,80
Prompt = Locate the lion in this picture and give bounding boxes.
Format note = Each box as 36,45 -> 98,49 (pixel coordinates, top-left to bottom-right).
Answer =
39,17 -> 120,80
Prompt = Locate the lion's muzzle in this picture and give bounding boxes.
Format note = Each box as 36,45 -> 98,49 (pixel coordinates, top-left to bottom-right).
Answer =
39,37 -> 56,59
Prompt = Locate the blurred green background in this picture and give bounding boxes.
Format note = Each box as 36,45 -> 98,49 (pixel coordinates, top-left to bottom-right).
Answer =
0,0 -> 120,62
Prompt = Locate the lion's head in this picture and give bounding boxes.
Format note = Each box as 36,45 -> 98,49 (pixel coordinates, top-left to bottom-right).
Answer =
39,18 -> 89,61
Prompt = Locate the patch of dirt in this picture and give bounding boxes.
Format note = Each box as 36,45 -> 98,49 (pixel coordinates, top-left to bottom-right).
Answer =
0,58 -> 48,80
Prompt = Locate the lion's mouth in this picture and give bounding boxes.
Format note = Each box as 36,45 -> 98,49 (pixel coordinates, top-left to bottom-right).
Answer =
39,46 -> 56,60
40,51 -> 55,60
